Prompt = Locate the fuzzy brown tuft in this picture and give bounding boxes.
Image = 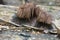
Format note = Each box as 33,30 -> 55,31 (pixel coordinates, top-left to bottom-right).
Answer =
36,7 -> 53,24
17,3 -> 36,20
17,3 -> 52,24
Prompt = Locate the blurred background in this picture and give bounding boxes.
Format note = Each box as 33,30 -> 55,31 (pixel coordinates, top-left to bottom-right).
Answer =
0,0 -> 60,6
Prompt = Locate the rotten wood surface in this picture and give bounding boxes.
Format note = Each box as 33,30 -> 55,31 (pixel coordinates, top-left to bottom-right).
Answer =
0,4 -> 59,40
0,5 -> 60,33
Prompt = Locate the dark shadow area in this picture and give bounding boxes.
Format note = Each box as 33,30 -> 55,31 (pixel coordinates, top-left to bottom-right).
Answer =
11,14 -> 36,26
0,0 -> 4,4
57,34 -> 60,39
11,14 -> 53,30
34,22 -> 53,30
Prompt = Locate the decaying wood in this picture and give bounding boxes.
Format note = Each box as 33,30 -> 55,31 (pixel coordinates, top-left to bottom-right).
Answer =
0,4 -> 59,34
0,18 -> 44,31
